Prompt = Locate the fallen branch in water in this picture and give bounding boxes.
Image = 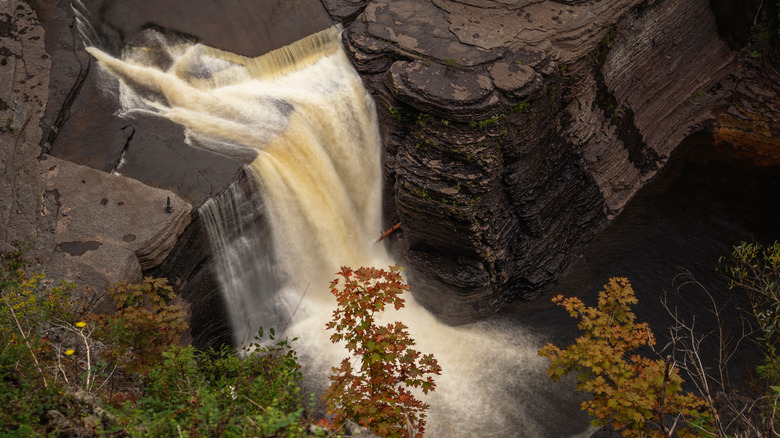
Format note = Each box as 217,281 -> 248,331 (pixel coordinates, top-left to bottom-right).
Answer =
375,222 -> 401,243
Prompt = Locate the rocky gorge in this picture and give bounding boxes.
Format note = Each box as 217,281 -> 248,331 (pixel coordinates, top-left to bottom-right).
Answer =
1,0 -> 778,345
328,0 -> 780,323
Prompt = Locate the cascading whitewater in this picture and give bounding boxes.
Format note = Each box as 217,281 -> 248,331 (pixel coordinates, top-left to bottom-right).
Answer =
86,26 -> 387,345
85,24 -> 590,437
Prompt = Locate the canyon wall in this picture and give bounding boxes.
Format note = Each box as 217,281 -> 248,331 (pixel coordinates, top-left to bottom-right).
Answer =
1,0 -> 777,337
323,0 -> 780,322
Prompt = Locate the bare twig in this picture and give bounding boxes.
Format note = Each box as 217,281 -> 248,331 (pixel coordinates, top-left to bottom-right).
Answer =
240,394 -> 267,412
55,344 -> 70,387
376,222 -> 402,243
93,363 -> 119,394
660,271 -> 766,437
1,294 -> 48,387
78,325 -> 95,391
754,0 -> 764,26
51,320 -> 98,392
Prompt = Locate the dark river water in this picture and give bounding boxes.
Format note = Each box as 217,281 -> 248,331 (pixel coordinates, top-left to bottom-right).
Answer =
501,135 -> 780,390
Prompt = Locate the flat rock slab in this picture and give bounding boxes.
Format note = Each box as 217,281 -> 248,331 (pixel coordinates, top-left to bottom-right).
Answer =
365,1 -> 501,67
359,0 -> 638,67
435,0 -> 636,62
44,155 -> 192,272
387,60 -> 499,122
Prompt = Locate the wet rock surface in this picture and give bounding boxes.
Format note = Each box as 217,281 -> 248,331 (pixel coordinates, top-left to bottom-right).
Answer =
72,0 -> 333,58
326,0 -> 780,322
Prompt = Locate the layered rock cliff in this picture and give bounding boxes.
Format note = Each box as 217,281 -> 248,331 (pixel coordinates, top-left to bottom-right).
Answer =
2,0 -> 777,336
322,0 -> 780,322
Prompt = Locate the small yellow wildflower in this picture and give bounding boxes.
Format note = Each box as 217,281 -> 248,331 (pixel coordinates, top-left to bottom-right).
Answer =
75,321 -> 87,328
64,349 -> 75,356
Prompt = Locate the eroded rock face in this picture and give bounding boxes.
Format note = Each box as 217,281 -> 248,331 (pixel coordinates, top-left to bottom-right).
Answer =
0,0 -> 192,295
329,0 -> 780,322
1,0 -> 52,248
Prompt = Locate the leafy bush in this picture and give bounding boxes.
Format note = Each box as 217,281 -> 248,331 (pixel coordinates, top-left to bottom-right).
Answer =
0,249 -> 322,437
124,329 -> 308,437
89,277 -> 189,376
720,241 -> 780,382
322,266 -> 441,438
538,277 -> 706,437
720,241 -> 780,432
0,248 -> 108,434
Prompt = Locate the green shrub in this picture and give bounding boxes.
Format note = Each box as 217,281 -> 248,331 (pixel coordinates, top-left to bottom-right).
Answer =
0,248 -> 104,434
720,241 -> 780,386
90,277 -> 188,376
0,249 -> 318,436
125,330 -> 308,437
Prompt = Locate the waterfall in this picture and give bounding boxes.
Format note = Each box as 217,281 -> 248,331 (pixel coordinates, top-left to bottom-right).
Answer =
85,25 -> 590,437
85,25 -> 386,341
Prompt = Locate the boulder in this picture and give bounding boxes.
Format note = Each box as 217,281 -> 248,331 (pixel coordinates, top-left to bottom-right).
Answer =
321,0 -> 369,23
386,60 -> 500,122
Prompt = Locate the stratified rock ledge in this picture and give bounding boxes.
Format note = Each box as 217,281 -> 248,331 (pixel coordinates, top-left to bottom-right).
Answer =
326,0 -> 780,323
